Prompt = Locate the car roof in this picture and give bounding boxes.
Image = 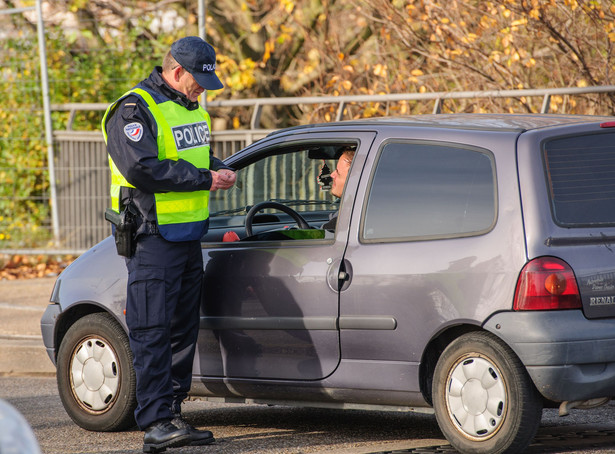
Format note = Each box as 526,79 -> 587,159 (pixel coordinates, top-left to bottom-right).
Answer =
268,113 -> 615,136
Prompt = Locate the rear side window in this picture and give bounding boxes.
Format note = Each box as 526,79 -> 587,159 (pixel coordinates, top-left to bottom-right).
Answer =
544,133 -> 615,226
362,141 -> 496,241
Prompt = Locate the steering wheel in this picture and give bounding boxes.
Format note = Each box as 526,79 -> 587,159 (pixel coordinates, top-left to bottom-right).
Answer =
245,201 -> 310,237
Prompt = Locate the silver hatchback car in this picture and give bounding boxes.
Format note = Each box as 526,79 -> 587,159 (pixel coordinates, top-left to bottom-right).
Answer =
42,114 -> 615,454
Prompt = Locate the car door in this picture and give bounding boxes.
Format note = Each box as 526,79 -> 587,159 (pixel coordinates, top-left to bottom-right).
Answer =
194,130 -> 377,381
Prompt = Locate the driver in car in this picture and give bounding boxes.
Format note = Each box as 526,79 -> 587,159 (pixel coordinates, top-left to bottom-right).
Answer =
321,146 -> 355,232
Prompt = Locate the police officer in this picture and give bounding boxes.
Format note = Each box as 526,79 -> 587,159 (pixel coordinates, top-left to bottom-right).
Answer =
102,36 -> 236,453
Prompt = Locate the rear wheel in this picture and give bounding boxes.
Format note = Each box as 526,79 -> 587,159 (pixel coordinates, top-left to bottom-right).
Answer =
56,312 -> 136,431
432,331 -> 542,454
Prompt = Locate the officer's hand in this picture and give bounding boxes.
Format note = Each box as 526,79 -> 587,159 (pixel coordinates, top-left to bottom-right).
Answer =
209,171 -> 221,192
210,170 -> 236,191
215,169 -> 236,190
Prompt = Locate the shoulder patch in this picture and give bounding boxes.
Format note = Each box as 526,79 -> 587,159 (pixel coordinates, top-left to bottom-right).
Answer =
124,122 -> 143,142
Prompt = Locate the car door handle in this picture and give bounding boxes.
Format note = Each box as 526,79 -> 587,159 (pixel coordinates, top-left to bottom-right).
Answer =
326,259 -> 352,292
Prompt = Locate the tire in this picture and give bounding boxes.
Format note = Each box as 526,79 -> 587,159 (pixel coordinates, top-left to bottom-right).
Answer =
56,312 -> 137,431
432,331 -> 542,454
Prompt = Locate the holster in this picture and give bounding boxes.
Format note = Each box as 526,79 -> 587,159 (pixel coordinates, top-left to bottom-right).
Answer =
105,206 -> 137,258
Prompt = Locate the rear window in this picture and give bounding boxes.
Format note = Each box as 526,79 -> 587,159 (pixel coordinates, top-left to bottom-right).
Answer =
544,133 -> 615,227
362,141 -> 496,242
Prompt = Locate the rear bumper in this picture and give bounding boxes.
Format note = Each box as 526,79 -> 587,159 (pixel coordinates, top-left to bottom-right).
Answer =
483,310 -> 615,402
40,303 -> 61,365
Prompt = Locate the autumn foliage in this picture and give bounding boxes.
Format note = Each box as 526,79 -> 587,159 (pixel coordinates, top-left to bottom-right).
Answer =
5,0 -> 615,127
0,254 -> 73,280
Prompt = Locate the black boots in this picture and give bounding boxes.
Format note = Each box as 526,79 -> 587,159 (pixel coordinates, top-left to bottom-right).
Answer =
143,420 -> 191,453
143,417 -> 215,453
172,416 -> 215,446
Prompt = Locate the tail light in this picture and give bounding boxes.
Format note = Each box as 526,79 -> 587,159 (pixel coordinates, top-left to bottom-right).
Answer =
514,257 -> 582,310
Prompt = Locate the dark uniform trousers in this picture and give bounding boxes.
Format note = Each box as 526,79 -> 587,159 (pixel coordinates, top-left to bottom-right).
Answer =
125,234 -> 203,430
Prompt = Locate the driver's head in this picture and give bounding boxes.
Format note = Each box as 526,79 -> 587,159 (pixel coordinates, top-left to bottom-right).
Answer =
330,147 -> 355,198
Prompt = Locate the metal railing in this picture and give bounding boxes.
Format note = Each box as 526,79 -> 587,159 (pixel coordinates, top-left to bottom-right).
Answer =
52,85 -> 615,131
46,129 -> 272,254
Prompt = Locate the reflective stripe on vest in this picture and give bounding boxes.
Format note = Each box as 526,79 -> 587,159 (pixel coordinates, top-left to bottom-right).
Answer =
101,86 -> 212,241
102,95 -> 136,212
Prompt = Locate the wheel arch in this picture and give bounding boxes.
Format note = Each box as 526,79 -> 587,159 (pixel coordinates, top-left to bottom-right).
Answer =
54,302 -> 126,362
419,323 -> 485,406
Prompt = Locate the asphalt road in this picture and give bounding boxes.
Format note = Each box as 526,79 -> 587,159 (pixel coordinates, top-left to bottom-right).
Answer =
1,375 -> 615,454
1,277 -> 615,454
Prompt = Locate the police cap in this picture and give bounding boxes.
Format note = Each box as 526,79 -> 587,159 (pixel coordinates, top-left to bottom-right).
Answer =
171,36 -> 223,90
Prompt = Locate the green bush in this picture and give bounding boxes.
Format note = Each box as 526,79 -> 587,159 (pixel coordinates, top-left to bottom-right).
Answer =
0,27 -> 164,249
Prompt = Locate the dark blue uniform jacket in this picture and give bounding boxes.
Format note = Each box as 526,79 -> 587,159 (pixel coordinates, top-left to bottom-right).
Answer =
104,66 -> 232,237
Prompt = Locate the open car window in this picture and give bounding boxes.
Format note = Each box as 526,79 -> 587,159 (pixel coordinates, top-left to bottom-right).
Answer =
207,142 -> 356,240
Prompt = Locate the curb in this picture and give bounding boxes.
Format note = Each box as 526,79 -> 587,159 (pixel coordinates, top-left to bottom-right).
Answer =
0,336 -> 55,377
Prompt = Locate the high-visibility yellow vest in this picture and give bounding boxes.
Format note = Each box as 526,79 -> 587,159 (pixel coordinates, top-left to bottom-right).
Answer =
101,86 -> 212,241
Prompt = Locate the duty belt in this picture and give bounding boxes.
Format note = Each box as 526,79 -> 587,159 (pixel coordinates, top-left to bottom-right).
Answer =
143,222 -> 159,235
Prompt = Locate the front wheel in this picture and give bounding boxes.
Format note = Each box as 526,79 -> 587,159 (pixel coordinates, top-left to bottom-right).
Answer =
56,312 -> 136,431
432,331 -> 542,454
